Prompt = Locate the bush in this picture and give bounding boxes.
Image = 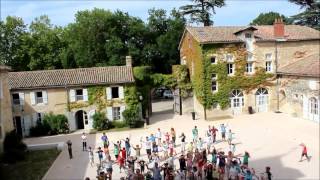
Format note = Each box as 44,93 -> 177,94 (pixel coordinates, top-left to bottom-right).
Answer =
122,106 -> 143,128
2,130 -> 27,163
92,112 -> 111,131
30,121 -> 51,137
43,113 -> 69,135
111,121 -> 128,128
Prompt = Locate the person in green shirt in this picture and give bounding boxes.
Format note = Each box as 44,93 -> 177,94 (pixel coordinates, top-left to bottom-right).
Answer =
192,126 -> 198,143
113,142 -> 120,160
243,151 -> 250,167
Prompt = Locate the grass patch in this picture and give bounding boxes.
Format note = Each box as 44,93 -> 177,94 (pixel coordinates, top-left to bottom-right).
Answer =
0,149 -> 60,180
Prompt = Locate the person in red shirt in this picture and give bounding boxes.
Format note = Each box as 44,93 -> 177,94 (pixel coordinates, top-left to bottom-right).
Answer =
211,126 -> 218,143
300,143 -> 310,162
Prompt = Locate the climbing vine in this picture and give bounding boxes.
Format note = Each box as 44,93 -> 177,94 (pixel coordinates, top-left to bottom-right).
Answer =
193,44 -> 274,109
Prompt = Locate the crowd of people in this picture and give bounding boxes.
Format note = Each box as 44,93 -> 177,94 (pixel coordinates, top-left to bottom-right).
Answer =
82,124 -> 277,180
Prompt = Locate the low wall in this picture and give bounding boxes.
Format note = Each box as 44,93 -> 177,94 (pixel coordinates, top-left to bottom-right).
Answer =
27,142 -> 64,151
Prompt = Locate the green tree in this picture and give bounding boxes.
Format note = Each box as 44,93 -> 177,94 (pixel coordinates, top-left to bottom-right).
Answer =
250,12 -> 293,25
289,0 -> 320,30
27,15 -> 65,70
180,0 -> 225,26
0,16 -> 30,71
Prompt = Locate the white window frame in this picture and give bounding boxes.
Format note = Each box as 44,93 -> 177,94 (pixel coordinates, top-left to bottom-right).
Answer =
226,54 -> 234,62
75,89 -> 84,101
210,56 -> 217,64
112,107 -> 121,120
227,63 -> 234,75
265,61 -> 272,72
246,62 -> 254,74
265,53 -> 272,61
211,74 -> 218,92
35,91 -> 43,104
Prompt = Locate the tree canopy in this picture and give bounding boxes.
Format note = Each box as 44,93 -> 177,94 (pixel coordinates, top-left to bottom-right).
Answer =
250,12 -> 293,25
0,8 -> 185,73
289,0 -> 320,30
180,0 -> 225,26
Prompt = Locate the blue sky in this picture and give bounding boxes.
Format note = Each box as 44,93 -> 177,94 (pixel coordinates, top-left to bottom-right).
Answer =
1,0 -> 302,26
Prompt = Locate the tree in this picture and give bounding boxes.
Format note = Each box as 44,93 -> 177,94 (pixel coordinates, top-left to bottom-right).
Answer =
27,15 -> 65,70
0,16 -> 30,71
289,0 -> 320,30
180,0 -> 225,26
250,12 -> 293,25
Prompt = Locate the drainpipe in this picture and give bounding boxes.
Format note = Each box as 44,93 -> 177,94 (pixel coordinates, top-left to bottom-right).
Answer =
275,39 -> 285,113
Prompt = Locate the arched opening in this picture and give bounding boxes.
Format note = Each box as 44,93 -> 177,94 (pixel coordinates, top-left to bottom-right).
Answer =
255,88 -> 269,112
75,110 -> 87,130
230,90 -> 244,115
309,97 -> 319,121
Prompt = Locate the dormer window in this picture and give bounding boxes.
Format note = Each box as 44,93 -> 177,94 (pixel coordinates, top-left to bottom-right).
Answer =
211,56 -> 216,64
245,33 -> 252,38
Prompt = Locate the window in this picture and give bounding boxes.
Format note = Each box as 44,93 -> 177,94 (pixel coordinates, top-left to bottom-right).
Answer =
113,107 -> 121,120
211,74 -> 218,92
246,63 -> 253,73
76,89 -> 83,101
112,87 -> 119,99
227,63 -> 234,75
226,54 -> 233,62
266,61 -> 272,72
247,53 -> 253,61
210,56 -> 216,64
12,93 -> 20,105
36,91 -> 43,104
265,53 -> 272,60
37,113 -> 42,123
245,33 -> 252,38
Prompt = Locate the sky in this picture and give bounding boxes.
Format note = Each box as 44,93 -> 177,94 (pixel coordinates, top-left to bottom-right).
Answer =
1,0 -> 303,26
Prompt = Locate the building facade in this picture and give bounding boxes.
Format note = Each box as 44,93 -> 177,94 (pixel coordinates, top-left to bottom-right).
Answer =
8,58 -> 135,137
0,66 -> 14,151
179,19 -> 319,121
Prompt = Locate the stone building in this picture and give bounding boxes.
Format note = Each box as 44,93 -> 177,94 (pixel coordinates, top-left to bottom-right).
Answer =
278,53 -> 319,122
0,65 -> 14,151
8,58 -> 134,137
179,19 -> 319,121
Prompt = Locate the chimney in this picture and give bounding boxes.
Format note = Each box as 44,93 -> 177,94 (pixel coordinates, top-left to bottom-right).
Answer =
125,56 -> 132,67
274,18 -> 285,38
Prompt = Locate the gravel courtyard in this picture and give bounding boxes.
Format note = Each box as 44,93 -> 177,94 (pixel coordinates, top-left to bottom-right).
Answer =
84,112 -> 319,180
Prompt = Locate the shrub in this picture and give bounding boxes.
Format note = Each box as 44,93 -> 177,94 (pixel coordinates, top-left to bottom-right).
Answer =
122,106 -> 143,128
43,113 -> 69,135
2,130 -> 27,163
92,112 -> 111,131
111,121 -> 127,128
30,121 -> 51,137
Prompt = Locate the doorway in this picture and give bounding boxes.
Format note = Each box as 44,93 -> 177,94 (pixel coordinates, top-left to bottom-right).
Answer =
255,88 -> 268,112
75,110 -> 87,129
230,90 -> 244,115
14,116 -> 23,137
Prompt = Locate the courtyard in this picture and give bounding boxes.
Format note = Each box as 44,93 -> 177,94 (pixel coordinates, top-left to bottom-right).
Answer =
24,111 -> 319,180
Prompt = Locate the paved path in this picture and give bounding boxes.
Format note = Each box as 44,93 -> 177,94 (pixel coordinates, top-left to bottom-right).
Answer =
24,111 -> 319,180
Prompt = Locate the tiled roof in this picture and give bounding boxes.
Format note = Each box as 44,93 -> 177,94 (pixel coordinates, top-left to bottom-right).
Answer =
278,54 -> 320,77
185,25 -> 320,44
8,66 -> 135,90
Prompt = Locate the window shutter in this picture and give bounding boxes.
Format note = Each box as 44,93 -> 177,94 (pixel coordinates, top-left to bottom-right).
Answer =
120,106 -> 125,120
119,86 -> 124,99
30,92 -> 36,105
83,88 -> 88,101
69,89 -> 76,102
32,113 -> 38,126
23,115 -> 31,137
43,91 -> 48,104
107,107 -> 113,121
106,87 -> 111,100
19,92 -> 25,105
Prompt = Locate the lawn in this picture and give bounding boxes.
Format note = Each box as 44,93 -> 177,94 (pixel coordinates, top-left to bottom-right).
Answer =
0,149 -> 60,180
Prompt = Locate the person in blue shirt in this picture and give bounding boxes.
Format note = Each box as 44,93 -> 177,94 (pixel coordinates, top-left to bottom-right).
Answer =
220,124 -> 227,141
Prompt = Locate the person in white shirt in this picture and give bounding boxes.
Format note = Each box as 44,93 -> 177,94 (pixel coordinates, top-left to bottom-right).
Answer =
156,128 -> 162,144
81,132 -> 87,151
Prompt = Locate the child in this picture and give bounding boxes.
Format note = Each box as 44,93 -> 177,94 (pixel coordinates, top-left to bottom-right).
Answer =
165,132 -> 170,144
113,142 -> 120,160
300,143 -> 310,162
227,129 -> 234,145
120,147 -> 127,165
220,124 -> 227,141
180,133 -> 186,153
138,159 -> 146,173
118,155 -> 125,173
133,144 -> 141,157
192,126 -> 198,143
104,145 -> 109,158
81,132 -> 87,151
88,146 -> 94,167
96,147 -> 104,166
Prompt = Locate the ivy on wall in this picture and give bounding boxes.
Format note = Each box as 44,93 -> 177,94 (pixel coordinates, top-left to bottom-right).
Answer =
193,43 -> 274,110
